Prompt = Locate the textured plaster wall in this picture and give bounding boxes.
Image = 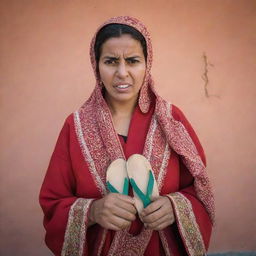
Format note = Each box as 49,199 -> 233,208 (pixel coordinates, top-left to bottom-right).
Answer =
0,0 -> 256,255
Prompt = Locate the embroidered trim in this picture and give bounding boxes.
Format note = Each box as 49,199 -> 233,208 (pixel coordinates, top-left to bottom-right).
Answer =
143,112 -> 171,193
167,192 -> 206,256
74,111 -> 107,195
157,142 -> 170,190
166,101 -> 172,119
107,229 -> 153,256
159,230 -> 173,256
61,198 -> 93,256
97,229 -> 108,256
143,114 -> 157,160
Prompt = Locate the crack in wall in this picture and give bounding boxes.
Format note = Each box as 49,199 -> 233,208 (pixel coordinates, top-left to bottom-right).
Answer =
201,52 -> 219,98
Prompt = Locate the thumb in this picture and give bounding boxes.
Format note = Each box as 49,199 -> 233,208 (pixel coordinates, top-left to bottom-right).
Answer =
151,196 -> 160,201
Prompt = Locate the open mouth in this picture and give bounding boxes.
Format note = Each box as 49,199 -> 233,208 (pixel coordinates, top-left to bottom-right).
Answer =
114,84 -> 132,92
115,84 -> 130,89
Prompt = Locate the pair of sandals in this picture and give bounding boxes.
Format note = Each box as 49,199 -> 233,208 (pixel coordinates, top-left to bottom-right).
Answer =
106,154 -> 159,214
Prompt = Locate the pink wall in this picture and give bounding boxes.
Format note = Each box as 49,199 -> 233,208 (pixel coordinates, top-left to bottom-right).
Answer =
1,0 -> 255,255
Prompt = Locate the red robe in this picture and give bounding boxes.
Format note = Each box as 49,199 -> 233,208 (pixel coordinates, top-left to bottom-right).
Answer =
39,100 -> 212,256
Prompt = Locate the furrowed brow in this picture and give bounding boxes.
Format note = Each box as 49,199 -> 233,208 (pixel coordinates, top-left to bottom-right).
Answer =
102,56 -> 119,60
125,56 -> 141,60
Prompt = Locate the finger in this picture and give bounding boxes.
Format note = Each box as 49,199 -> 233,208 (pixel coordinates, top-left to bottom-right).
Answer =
115,194 -> 135,205
104,222 -> 123,231
154,214 -> 175,230
149,219 -> 174,231
141,207 -> 165,224
151,195 -> 160,201
97,207 -> 131,230
113,198 -> 137,215
111,205 -> 136,221
141,198 -> 163,216
108,215 -> 131,230
145,214 -> 173,230
141,200 -> 174,224
104,194 -> 137,215
143,196 -> 173,217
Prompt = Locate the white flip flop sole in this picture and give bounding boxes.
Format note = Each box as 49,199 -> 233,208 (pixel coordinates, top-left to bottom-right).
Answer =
127,154 -> 159,214
106,158 -> 128,195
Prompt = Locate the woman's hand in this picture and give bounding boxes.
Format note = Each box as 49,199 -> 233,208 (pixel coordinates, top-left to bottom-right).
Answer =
89,193 -> 137,231
140,196 -> 175,230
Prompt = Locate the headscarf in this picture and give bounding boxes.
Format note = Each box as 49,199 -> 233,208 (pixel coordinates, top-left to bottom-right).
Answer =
89,16 -> 156,114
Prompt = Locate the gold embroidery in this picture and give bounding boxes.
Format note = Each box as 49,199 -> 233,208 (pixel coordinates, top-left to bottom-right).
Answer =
97,229 -> 108,256
107,228 -> 153,256
61,198 -> 93,256
159,230 -> 173,256
167,193 -> 206,256
74,111 -> 107,195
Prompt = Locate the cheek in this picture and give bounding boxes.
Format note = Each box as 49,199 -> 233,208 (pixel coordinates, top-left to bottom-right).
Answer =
136,67 -> 146,83
99,66 -> 111,82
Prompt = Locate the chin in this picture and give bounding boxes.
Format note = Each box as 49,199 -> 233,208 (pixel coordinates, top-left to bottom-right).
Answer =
116,93 -> 139,102
104,88 -> 140,105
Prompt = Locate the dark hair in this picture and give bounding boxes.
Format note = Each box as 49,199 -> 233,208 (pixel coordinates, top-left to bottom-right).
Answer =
94,24 -> 147,64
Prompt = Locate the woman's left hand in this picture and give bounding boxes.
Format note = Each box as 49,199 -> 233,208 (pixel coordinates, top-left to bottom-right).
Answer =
139,196 -> 175,230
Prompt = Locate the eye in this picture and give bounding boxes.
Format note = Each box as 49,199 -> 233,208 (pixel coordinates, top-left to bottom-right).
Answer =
126,58 -> 140,64
104,58 -> 118,65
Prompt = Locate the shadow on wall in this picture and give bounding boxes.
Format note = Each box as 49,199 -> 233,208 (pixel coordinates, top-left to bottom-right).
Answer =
209,252 -> 256,256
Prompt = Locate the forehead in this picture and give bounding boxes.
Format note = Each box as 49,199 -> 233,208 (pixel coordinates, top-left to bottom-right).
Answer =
100,34 -> 143,56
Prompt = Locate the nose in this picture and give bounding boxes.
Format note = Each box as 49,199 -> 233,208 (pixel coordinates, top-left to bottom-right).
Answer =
116,62 -> 128,78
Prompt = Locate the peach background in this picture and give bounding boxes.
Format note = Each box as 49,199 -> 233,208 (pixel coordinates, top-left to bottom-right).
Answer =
1,0 -> 256,255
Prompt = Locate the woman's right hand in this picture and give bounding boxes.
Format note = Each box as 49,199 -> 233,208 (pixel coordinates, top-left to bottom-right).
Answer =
89,193 -> 137,231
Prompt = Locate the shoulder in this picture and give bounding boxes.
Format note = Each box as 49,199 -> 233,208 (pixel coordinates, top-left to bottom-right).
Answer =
155,96 -> 183,118
158,98 -> 189,123
61,113 -> 75,132
56,113 -> 77,144
170,104 -> 188,123
171,104 -> 206,165
155,95 -> 191,122
65,113 -> 75,125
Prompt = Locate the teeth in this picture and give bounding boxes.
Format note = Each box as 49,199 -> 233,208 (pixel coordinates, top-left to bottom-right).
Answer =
116,84 -> 129,89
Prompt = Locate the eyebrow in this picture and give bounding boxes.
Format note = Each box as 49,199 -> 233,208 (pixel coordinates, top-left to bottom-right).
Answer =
102,56 -> 119,60
102,56 -> 143,60
125,56 -> 142,60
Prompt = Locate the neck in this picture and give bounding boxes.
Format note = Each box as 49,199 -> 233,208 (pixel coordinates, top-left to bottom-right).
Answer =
105,96 -> 138,117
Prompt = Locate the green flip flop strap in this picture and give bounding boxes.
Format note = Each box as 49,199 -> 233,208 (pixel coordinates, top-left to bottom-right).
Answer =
130,170 -> 154,208
130,178 -> 151,208
146,170 -> 154,198
122,177 -> 129,195
106,177 -> 129,195
106,181 -> 119,194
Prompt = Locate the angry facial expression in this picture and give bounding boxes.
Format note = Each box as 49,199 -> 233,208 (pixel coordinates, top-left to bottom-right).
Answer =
98,34 -> 146,106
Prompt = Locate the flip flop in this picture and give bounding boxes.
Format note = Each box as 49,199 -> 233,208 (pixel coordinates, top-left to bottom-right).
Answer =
127,154 -> 159,214
106,158 -> 129,195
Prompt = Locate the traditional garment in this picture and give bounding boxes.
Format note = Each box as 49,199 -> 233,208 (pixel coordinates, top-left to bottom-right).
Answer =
39,16 -> 214,256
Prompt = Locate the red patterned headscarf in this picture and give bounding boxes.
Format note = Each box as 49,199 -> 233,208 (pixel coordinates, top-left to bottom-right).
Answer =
89,16 -> 156,114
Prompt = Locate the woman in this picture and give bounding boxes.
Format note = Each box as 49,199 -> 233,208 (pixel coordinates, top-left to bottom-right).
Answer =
39,16 -> 214,256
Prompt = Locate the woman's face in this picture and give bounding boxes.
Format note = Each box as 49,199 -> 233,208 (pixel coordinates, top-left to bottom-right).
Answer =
98,34 -> 146,106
